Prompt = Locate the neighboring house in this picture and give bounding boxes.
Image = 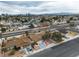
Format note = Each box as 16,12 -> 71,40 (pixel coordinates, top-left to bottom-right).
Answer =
18,25 -> 30,30
1,34 -> 31,51
75,25 -> 79,30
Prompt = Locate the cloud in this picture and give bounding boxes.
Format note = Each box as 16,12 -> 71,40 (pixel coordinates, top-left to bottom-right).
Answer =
0,0 -> 79,14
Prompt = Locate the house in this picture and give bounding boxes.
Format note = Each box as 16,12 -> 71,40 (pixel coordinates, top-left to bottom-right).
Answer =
2,34 -> 31,51
18,25 -> 30,30
75,25 -> 79,30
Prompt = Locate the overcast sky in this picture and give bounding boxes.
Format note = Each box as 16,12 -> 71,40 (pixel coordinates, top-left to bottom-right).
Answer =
0,0 -> 79,15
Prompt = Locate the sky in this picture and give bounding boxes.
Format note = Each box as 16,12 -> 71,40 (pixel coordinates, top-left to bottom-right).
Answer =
0,0 -> 79,15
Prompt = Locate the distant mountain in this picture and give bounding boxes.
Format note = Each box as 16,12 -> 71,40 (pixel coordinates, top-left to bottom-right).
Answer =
1,12 -> 79,16
34,13 -> 79,16
26,13 -> 79,16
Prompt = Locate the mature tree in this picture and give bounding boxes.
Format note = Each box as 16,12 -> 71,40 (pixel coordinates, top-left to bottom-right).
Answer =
51,32 -> 63,42
69,17 -> 73,21
66,20 -> 70,23
53,16 -> 59,21
40,17 -> 46,23
42,31 -> 51,41
1,28 -> 6,33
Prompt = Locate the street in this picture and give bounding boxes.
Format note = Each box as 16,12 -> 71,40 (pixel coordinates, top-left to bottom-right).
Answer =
2,23 -> 70,37
29,38 -> 79,57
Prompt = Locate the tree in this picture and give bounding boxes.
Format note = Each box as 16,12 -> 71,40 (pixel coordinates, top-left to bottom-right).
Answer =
40,17 -> 46,23
1,28 -> 6,33
13,46 -> 20,51
69,17 -> 73,21
31,41 -> 38,48
69,22 -> 74,27
53,16 -> 59,21
66,20 -> 70,23
58,19 -> 61,22
51,32 -> 63,42
0,24 -> 3,28
25,31 -> 32,41
42,31 -> 51,41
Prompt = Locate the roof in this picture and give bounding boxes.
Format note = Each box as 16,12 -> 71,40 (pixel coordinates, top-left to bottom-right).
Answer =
3,35 -> 31,48
57,29 -> 68,34
29,31 -> 45,41
2,31 -> 45,48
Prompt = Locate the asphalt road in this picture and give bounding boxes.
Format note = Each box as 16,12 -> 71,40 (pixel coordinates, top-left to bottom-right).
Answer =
29,38 -> 79,57
2,24 -> 69,37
